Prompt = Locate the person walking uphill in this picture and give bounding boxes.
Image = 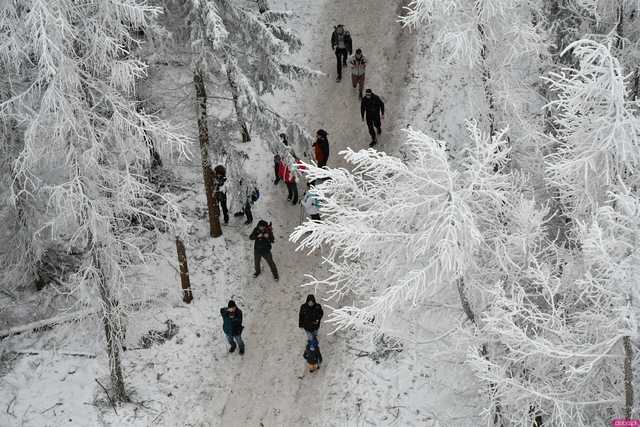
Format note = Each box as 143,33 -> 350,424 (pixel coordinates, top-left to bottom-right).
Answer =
221,300 -> 245,355
350,48 -> 367,99
313,129 -> 330,168
299,294 -> 323,341
361,89 -> 385,147
250,220 -> 279,281
331,24 -> 352,82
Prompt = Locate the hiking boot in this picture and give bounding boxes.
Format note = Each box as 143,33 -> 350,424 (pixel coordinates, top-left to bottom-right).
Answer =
239,348 -> 245,355
377,128 -> 382,135
274,275 -> 279,282
244,219 -> 253,225
229,346 -> 236,353
224,217 -> 229,225
369,140 -> 377,147
253,271 -> 260,278
336,76 -> 341,82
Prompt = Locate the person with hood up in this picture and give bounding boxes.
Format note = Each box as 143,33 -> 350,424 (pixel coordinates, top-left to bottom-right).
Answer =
360,89 -> 385,147
331,24 -> 353,82
303,337 -> 323,372
249,220 -> 279,281
213,165 -> 230,224
313,129 -> 330,168
299,294 -> 324,341
220,300 -> 245,354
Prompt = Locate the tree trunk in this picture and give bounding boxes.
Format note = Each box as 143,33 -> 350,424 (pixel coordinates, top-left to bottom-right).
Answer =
226,64 -> 251,142
93,248 -> 127,402
473,3 -> 496,137
623,335 -> 634,419
176,236 -> 193,303
616,1 -> 624,49
256,0 -> 269,13
144,130 -> 162,169
193,67 -> 222,237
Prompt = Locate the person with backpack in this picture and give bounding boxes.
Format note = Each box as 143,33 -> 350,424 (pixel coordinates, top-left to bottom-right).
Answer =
331,24 -> 352,82
360,89 -> 385,147
313,129 -> 330,168
350,48 -> 367,99
303,337 -> 323,373
299,294 -> 324,341
249,220 -> 279,281
213,165 -> 230,224
221,300 -> 245,355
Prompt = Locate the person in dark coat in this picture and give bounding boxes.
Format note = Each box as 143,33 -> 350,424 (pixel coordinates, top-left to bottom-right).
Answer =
360,89 -> 385,147
249,220 -> 279,280
303,337 -> 323,372
299,294 -> 324,341
313,129 -> 330,168
213,165 -> 230,224
221,300 -> 245,354
331,25 -> 352,82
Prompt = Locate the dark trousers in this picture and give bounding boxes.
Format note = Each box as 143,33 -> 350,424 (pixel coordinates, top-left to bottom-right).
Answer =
366,115 -> 382,141
254,250 -> 279,278
274,160 -> 280,184
286,182 -> 298,204
352,74 -> 365,98
335,48 -> 348,79
217,192 -> 229,222
226,334 -> 245,352
310,214 -> 321,221
317,158 -> 327,168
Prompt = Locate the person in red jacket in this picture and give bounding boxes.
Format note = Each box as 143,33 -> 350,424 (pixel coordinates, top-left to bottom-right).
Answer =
277,157 -> 298,205
313,129 -> 330,168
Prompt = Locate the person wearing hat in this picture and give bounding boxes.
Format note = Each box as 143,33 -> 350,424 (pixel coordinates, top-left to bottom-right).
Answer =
360,89 -> 385,147
221,300 -> 245,354
249,220 -> 279,280
299,294 -> 324,341
313,129 -> 330,168
330,24 -> 353,82
303,337 -> 323,372
350,48 -> 367,99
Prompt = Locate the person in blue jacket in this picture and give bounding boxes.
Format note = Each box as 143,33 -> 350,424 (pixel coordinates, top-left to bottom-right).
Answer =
221,300 -> 245,355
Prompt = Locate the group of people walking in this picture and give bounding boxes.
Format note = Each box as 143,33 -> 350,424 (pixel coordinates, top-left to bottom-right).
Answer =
332,24 -> 386,147
217,23 -> 382,371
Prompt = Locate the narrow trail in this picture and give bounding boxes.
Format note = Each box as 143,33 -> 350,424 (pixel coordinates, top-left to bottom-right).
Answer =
215,1 -> 415,425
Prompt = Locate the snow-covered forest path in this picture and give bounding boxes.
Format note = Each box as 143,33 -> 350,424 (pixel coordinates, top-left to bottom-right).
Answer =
215,1 -> 414,425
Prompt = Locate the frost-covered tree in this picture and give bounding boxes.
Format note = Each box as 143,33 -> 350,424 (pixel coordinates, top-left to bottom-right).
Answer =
0,0 -> 189,400
190,0 -> 318,150
544,38 -> 640,221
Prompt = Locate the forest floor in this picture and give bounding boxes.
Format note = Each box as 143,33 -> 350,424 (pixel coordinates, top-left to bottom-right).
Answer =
0,1 -> 486,426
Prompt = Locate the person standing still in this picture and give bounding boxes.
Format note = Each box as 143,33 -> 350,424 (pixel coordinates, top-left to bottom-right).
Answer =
331,25 -> 352,82
278,158 -> 299,205
250,220 -> 279,281
299,294 -> 324,341
313,129 -> 330,168
360,89 -> 385,147
350,48 -> 367,99
221,300 -> 245,354
214,165 -> 230,224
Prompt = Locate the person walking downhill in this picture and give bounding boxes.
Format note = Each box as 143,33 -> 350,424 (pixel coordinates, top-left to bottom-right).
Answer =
313,129 -> 330,168
213,165 -> 230,224
299,294 -> 324,341
361,89 -> 385,147
303,337 -> 323,373
250,220 -> 279,281
331,24 -> 352,82
350,48 -> 367,100
221,300 -> 245,355
277,156 -> 299,205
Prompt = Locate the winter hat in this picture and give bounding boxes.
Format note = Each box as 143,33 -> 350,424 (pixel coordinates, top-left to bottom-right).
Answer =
355,48 -> 362,54
306,294 -> 316,304
309,337 -> 319,350
257,220 -> 268,228
228,300 -> 237,308
365,88 -> 372,95
316,129 -> 328,137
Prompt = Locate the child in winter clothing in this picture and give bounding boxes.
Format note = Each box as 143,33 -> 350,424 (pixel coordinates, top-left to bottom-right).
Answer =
303,337 -> 323,372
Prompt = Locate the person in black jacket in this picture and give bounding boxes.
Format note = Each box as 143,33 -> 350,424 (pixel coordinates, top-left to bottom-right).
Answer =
331,25 -> 352,82
360,89 -> 385,147
303,337 -> 323,372
221,300 -> 245,354
313,129 -> 330,168
299,294 -> 324,341
214,165 -> 230,224
249,220 -> 279,280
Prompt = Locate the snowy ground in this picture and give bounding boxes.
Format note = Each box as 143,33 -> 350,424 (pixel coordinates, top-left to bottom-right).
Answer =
0,1 -> 489,426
